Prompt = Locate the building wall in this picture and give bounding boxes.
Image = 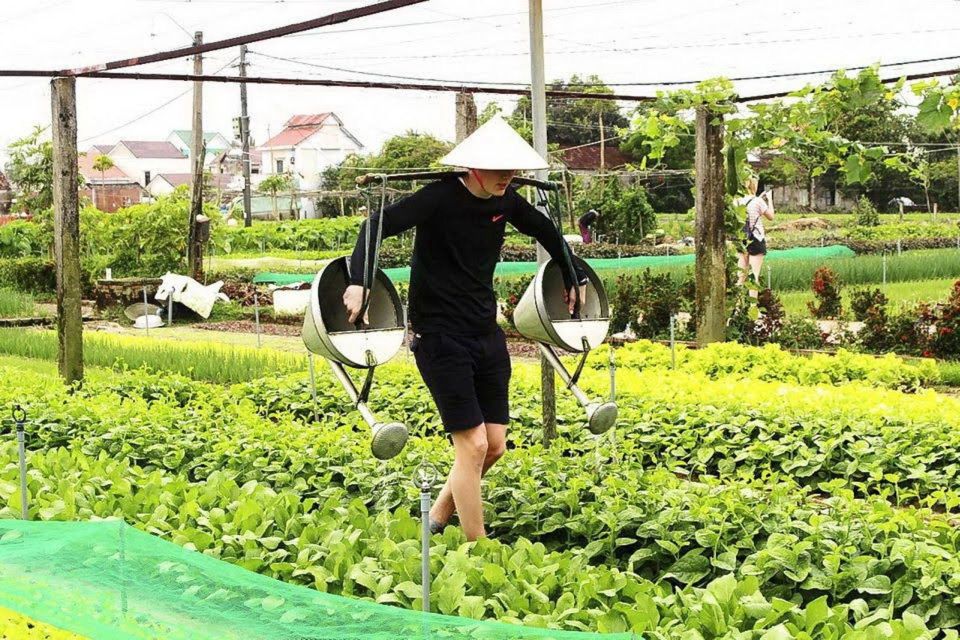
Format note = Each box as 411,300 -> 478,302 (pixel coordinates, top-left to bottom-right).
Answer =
83,183 -> 143,213
110,145 -> 191,187
259,123 -> 362,188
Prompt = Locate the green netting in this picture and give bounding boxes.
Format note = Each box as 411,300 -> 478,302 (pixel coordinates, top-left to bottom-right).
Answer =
0,519 -> 635,640
252,245 -> 855,285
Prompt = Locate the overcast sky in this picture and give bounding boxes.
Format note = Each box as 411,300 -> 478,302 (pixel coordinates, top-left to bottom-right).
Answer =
1,0 -> 958,164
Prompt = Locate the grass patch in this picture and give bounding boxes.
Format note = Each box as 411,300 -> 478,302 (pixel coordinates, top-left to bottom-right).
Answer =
936,360 -> 960,387
778,277 -> 959,316
0,287 -> 40,318
0,329 -> 307,384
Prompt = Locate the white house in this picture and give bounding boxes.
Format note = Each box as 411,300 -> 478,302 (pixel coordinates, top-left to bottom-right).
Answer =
257,113 -> 363,190
108,141 -> 191,187
166,130 -> 233,167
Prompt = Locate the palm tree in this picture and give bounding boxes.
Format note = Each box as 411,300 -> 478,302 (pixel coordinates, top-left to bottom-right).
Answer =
92,154 -> 115,210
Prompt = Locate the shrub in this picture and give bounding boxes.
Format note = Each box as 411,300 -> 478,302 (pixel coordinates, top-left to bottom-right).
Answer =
572,175 -> 657,244
217,217 -> 363,253
808,266 -> 842,319
0,257 -> 55,295
849,287 -> 888,322
852,195 -> 879,227
609,268 -> 687,338
0,220 -> 48,258
773,316 -> 825,350
496,277 -> 531,327
930,280 -> 960,359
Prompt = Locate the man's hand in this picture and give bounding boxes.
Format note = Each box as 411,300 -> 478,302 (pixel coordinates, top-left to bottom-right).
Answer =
343,284 -> 369,324
564,284 -> 588,315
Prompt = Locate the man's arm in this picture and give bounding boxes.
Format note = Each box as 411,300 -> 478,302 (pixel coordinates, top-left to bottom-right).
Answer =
508,191 -> 587,288
348,187 -> 436,286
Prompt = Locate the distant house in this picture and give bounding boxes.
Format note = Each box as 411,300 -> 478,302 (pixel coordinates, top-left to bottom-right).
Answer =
108,141 -> 190,187
166,130 -> 233,166
79,147 -> 143,212
146,172 -> 238,198
257,113 -> 363,191
555,142 -> 630,175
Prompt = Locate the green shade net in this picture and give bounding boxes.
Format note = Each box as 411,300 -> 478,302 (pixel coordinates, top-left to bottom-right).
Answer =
0,520 -> 635,640
252,245 -> 855,285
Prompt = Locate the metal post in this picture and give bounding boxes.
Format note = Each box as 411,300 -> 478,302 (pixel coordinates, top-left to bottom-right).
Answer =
167,298 -> 173,327
897,238 -> 902,256
670,315 -> 676,370
253,291 -> 262,348
142,287 -> 149,336
766,263 -> 771,289
883,254 -> 887,286
420,476 -> 432,613
608,342 -> 616,401
528,0 -> 556,444
239,44 -> 253,228
307,353 -> 320,424
13,406 -> 28,520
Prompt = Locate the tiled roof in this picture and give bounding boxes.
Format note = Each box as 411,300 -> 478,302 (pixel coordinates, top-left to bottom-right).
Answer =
285,113 -> 331,127
119,141 -> 186,159
90,145 -> 114,155
556,142 -> 630,170
170,130 -> 231,150
260,113 -> 333,148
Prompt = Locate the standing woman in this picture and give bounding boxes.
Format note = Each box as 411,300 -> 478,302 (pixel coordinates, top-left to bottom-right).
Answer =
737,176 -> 775,293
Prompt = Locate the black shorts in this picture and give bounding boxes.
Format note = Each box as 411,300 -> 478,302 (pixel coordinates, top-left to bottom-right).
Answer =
410,329 -> 512,432
745,238 -> 767,256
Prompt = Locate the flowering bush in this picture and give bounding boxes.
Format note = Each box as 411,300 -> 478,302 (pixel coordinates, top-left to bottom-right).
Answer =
808,266 -> 842,319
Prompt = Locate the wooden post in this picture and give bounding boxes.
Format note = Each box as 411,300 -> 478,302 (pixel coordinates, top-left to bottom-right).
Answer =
454,91 -> 478,143
51,77 -> 84,384
187,31 -> 204,279
694,106 -> 726,345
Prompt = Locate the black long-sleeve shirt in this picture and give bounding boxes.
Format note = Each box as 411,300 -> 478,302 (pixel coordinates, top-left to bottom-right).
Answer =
349,177 -> 585,336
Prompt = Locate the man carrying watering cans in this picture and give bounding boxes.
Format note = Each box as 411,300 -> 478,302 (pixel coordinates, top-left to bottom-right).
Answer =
344,117 -> 586,541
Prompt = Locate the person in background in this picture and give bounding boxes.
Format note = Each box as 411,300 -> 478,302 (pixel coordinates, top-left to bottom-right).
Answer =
577,208 -> 599,244
737,176 -> 775,295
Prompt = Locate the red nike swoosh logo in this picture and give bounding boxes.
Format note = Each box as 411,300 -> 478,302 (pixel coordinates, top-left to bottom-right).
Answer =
492,214 -> 505,222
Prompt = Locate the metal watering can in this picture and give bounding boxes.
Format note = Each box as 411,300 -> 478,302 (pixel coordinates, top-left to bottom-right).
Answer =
302,258 -> 409,460
513,255 -> 618,435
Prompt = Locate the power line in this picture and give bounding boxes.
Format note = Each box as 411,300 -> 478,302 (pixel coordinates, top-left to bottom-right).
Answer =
60,0 -> 427,75
78,57 -> 238,144
253,51 -> 960,88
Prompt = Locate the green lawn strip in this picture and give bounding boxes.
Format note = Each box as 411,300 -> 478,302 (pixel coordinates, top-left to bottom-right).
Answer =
0,328 -> 306,384
777,278 -> 959,316
3,363 -> 960,629
0,287 -> 41,319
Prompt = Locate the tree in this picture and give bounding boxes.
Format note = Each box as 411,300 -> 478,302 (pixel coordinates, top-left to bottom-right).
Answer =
572,175 -> 656,244
323,131 -> 453,193
91,154 -> 114,210
510,74 -> 628,147
4,126 -> 54,214
258,173 -> 292,220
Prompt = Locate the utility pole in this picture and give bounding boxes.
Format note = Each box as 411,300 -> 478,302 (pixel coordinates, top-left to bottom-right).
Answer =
239,44 -> 253,227
187,31 -> 204,279
599,111 -> 605,173
528,0 -> 556,444
454,90 -> 478,143
51,77 -> 83,384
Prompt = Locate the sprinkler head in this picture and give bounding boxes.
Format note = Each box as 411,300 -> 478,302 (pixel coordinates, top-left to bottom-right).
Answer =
371,422 -> 409,460
586,402 -> 618,435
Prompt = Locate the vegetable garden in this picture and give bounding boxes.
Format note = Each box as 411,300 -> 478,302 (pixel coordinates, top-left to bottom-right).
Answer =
2,334 -> 960,638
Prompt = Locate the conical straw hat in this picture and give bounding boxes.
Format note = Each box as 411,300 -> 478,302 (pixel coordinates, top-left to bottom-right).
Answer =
440,116 -> 549,170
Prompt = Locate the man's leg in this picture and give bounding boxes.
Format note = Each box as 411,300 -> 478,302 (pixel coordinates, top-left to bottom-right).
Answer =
430,422 -> 506,530
441,424 -> 489,541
